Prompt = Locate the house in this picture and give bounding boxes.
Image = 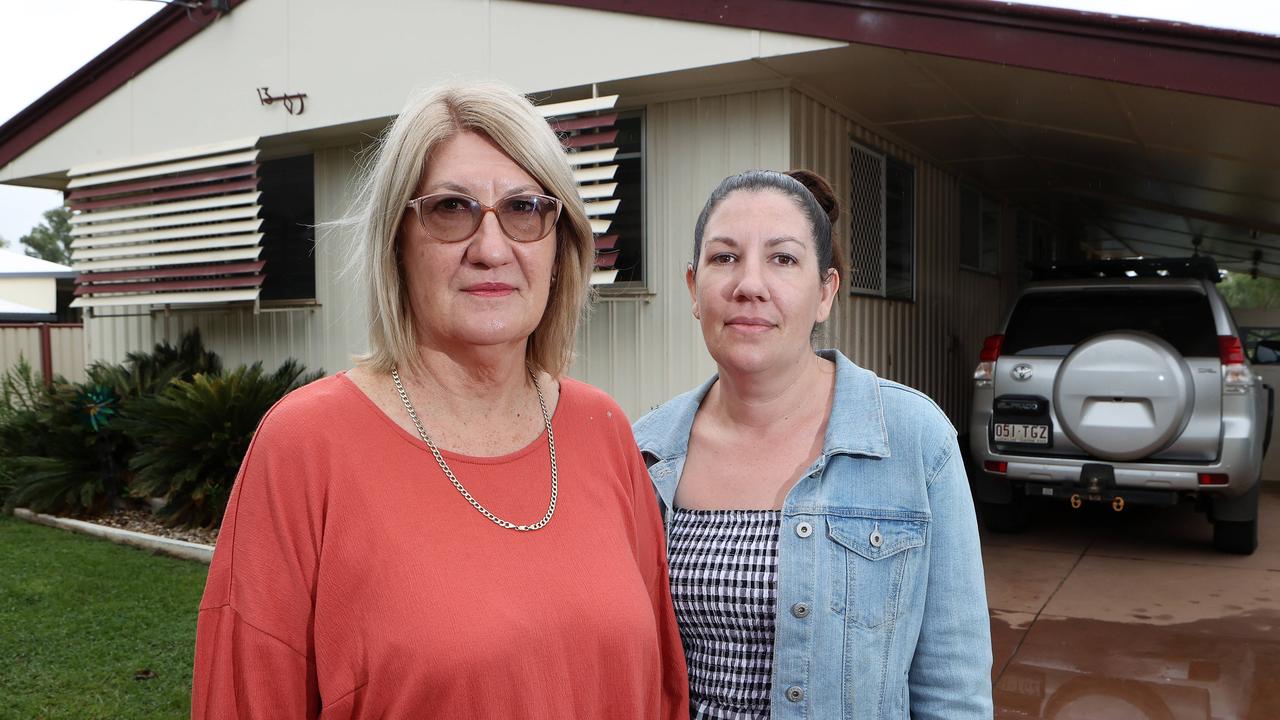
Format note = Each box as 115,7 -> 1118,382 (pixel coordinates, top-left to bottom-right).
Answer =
0,251 -> 74,322
0,0 -> 1277,424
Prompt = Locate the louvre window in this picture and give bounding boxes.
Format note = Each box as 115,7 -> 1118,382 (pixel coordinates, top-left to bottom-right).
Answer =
540,95 -> 643,287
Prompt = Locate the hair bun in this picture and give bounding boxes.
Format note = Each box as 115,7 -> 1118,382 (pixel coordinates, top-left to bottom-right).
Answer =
785,169 -> 839,225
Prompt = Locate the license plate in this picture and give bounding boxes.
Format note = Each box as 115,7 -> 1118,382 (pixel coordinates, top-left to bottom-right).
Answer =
994,423 -> 1050,444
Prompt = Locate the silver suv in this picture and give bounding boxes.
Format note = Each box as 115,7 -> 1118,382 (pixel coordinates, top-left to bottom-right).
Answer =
969,257 -> 1272,554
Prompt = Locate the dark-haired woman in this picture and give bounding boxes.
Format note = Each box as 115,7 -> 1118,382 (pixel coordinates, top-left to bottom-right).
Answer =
634,169 -> 992,719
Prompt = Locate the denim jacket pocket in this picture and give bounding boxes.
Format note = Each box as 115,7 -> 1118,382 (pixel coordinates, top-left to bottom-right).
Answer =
826,514 -> 928,629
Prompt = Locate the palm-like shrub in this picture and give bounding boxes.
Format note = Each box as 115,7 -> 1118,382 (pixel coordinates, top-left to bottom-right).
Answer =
0,359 -> 47,506
3,379 -> 132,515
122,360 -> 321,528
90,328 -> 222,400
2,329 -> 220,516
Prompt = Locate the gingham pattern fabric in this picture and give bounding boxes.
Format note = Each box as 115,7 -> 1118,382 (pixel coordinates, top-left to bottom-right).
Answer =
668,508 -> 782,719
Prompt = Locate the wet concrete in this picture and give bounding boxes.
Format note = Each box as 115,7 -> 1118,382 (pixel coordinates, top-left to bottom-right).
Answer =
983,484 -> 1280,719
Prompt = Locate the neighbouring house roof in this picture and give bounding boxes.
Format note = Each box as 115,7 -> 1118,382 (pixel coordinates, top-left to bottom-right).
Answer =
2,0 -> 1280,175
0,250 -> 75,278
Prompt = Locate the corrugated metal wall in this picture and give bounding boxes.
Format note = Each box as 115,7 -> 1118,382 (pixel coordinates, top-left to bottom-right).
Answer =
82,144 -> 369,378
790,89 -> 1015,426
571,88 -> 793,418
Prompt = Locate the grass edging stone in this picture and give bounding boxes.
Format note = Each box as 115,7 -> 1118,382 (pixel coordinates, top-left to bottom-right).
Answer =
12,508 -> 213,564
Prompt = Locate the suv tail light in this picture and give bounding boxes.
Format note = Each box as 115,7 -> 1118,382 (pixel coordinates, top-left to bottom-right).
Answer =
1219,335 -> 1252,394
974,334 -> 1004,385
981,334 -> 1005,362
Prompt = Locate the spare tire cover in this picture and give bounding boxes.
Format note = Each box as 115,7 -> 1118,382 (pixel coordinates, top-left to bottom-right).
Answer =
1053,332 -> 1194,461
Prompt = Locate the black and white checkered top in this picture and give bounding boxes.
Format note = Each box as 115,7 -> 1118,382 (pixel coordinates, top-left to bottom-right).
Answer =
668,508 -> 781,719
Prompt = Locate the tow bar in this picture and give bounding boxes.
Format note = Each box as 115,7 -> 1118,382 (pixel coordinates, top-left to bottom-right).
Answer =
1025,464 -> 1177,510
1068,464 -> 1125,512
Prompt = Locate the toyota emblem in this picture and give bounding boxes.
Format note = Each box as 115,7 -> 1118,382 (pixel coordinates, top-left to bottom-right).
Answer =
1011,363 -> 1034,381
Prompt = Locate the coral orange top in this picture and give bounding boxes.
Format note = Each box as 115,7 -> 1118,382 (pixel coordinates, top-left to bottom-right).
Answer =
192,374 -> 689,719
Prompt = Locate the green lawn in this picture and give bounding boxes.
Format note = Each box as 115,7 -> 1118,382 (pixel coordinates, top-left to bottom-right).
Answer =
0,513 -> 208,719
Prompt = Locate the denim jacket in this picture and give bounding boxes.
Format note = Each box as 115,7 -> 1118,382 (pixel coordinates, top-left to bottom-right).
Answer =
633,350 -> 993,720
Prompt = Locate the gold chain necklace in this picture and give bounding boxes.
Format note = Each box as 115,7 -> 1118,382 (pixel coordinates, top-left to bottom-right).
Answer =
390,365 -> 558,532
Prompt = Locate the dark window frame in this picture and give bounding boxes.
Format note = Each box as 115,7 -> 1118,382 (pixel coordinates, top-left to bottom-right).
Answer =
256,153 -> 317,304
961,185 -> 1001,275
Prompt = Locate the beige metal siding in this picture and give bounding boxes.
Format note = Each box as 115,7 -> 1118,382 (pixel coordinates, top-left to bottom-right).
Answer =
571,89 -> 792,419
790,90 -> 1013,426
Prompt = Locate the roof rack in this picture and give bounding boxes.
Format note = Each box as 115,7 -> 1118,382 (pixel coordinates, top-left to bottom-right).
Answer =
1030,256 -> 1221,283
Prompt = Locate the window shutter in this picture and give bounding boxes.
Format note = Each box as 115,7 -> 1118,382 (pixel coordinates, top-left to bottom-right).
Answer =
66,138 -> 265,309
537,95 -> 622,285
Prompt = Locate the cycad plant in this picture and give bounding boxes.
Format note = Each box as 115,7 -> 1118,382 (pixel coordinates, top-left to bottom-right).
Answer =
3,378 -> 132,515
0,359 -> 48,506
1,329 -> 222,516
90,328 -> 223,400
123,360 -> 321,528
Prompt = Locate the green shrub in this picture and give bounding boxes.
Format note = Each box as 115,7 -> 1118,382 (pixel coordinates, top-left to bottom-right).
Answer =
0,358 -> 47,505
3,379 -> 132,516
1,329 -> 222,516
89,328 -> 222,400
122,360 -> 321,528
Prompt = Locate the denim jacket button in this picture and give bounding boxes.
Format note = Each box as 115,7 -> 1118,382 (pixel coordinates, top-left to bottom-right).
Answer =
795,521 -> 813,538
791,602 -> 810,618
870,530 -> 884,548
786,686 -> 804,702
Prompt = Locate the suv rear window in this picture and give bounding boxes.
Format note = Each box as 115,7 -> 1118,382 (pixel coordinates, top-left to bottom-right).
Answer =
1003,289 -> 1219,357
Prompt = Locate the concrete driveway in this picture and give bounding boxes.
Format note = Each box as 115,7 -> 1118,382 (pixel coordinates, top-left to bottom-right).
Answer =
983,484 -> 1280,719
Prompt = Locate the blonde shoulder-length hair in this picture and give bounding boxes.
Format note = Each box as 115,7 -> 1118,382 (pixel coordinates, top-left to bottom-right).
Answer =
347,81 -> 594,378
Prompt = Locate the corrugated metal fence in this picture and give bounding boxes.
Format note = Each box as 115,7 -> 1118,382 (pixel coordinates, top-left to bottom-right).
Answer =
0,323 -> 87,384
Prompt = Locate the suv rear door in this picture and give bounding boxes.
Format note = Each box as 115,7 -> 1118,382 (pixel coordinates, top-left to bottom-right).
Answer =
993,283 -> 1223,462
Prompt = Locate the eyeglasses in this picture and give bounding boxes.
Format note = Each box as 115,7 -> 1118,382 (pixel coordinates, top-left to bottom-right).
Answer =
405,192 -> 563,243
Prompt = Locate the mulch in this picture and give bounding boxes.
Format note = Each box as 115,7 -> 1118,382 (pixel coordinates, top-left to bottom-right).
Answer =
90,508 -> 219,546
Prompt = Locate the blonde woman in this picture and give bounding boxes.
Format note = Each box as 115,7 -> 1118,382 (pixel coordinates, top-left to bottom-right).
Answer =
192,82 -> 688,719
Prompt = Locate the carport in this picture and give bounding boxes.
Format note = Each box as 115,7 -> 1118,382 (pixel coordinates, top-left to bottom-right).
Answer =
553,0 -> 1280,277
549,4 -> 1280,715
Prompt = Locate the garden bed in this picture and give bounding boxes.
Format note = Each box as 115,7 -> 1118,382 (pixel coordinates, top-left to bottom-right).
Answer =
93,507 -> 218,546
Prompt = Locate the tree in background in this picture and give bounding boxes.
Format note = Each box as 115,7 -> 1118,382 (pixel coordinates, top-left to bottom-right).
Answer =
19,207 -> 73,266
1219,271 -> 1280,310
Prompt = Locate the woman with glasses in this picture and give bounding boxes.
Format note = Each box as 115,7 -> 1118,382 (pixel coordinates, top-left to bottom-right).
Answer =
633,169 -> 991,719
192,82 -> 688,719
